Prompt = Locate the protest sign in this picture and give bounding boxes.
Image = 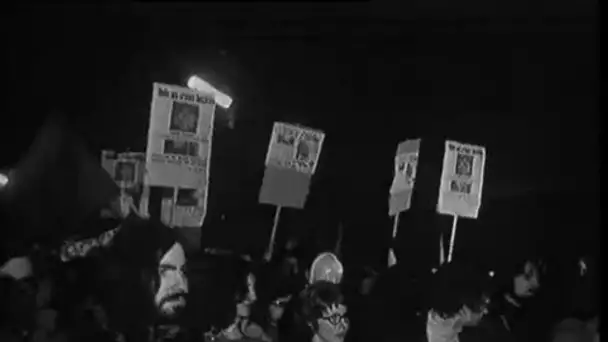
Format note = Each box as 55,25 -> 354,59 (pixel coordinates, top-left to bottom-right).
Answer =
101,151 -> 147,218
102,151 -> 145,190
160,197 -> 174,227
259,122 -> 325,261
389,139 -> 420,216
172,188 -> 205,228
145,83 -> 216,229
264,122 -> 325,175
145,83 -> 215,189
437,140 -> 486,219
259,122 -> 325,209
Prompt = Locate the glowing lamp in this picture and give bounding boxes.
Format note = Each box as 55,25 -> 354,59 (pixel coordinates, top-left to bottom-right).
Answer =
187,75 -> 233,109
0,173 -> 8,188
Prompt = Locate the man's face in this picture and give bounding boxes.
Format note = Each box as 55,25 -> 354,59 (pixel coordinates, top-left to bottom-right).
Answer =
154,243 -> 188,318
175,109 -> 197,131
236,273 -> 257,317
269,295 -> 291,322
513,261 -> 540,298
459,304 -> 486,327
316,303 -> 349,342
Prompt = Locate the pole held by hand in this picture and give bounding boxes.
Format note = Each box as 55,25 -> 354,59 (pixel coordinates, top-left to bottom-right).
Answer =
447,214 -> 459,263
264,205 -> 282,262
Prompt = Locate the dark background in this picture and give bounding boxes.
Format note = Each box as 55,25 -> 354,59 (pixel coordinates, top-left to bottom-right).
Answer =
1,3 -> 599,270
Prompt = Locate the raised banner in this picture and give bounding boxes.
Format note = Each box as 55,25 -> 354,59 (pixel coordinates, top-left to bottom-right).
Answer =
145,83 -> 215,189
259,122 -> 325,208
437,140 -> 486,218
101,151 -> 147,218
389,139 -> 420,216
145,83 -> 216,228
265,122 -> 325,174
102,151 -> 145,190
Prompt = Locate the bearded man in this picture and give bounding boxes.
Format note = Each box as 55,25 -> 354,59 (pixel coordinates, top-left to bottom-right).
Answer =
99,217 -> 190,342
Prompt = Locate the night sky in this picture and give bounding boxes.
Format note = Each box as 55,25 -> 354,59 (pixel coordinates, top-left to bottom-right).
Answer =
2,3 -> 599,269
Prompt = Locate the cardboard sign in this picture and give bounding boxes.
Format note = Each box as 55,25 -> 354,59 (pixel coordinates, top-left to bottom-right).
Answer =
145,83 -> 216,189
101,151 -> 146,190
389,139 -> 420,215
265,122 -> 325,175
437,140 -> 486,218
101,151 -> 147,218
259,123 -> 325,208
172,188 -> 205,228
145,83 -> 216,228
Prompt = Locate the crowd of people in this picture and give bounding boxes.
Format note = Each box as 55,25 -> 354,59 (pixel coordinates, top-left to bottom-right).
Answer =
0,212 -> 600,342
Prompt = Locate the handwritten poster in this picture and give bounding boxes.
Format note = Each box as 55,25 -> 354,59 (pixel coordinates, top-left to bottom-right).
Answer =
389,139 -> 420,215
437,140 -> 486,219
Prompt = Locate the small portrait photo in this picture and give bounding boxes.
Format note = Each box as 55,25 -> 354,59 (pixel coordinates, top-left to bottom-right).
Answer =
295,139 -> 311,162
176,189 -> 198,206
170,101 -> 200,134
450,180 -> 472,194
114,161 -> 136,183
397,160 -> 406,173
276,126 -> 298,146
163,139 -> 199,157
405,162 -> 415,179
455,153 -> 474,178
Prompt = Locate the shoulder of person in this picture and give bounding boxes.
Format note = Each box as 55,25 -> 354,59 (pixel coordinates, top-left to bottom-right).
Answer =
461,316 -> 514,342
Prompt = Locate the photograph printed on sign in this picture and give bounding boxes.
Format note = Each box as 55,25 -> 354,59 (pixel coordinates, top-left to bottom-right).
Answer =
455,153 -> 474,178
397,160 -> 406,173
405,163 -> 415,185
450,179 -> 472,194
276,125 -> 300,147
163,139 -> 199,157
114,161 -> 136,183
405,154 -> 417,177
169,101 -> 199,134
176,188 -> 199,206
295,131 -> 323,173
295,136 -> 313,162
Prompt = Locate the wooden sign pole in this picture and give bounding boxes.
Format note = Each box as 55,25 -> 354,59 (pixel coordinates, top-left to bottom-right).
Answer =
392,213 -> 400,239
172,187 -> 179,227
447,214 -> 459,263
264,205 -> 282,262
388,213 -> 400,267
439,232 -> 445,265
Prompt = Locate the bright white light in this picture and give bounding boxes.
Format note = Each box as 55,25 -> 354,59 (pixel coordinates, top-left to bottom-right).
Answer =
489,270 -> 495,277
0,173 -> 8,188
187,75 -> 233,109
